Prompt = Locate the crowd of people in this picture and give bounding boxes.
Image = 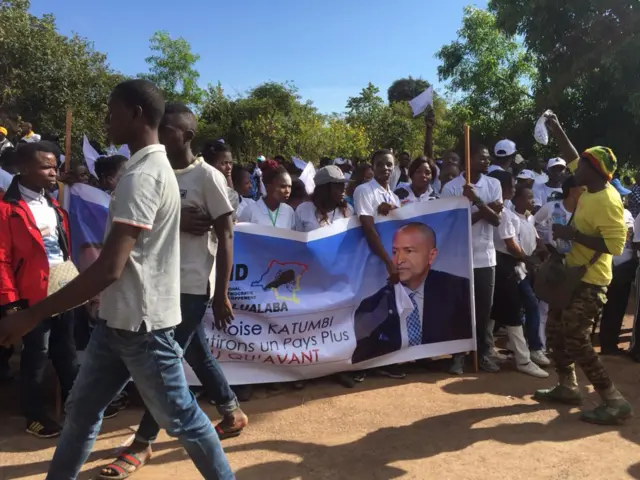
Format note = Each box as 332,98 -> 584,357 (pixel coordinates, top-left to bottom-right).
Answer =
0,78 -> 638,479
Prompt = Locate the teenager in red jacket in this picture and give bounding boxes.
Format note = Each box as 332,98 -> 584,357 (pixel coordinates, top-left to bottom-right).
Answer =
0,142 -> 78,438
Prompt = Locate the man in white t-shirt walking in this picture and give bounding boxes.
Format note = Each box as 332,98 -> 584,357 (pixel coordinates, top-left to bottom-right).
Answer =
0,80 -> 234,479
441,144 -> 503,374
98,102 -> 247,478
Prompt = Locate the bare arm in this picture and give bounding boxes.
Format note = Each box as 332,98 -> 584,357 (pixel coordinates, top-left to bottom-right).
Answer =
360,215 -> 394,274
546,112 -> 580,163
504,238 -> 525,259
213,212 -> 233,302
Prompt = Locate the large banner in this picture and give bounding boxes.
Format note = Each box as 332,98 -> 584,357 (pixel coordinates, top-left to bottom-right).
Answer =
187,198 -> 475,385
62,185 -> 475,385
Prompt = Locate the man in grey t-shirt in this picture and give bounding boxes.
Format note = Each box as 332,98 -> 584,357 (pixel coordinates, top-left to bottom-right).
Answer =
0,80 -> 234,480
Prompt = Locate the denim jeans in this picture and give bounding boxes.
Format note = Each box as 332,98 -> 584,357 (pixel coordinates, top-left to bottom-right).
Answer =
46,322 -> 234,480
21,312 -> 78,420
474,267 -> 495,358
519,277 -> 543,351
136,294 -> 239,444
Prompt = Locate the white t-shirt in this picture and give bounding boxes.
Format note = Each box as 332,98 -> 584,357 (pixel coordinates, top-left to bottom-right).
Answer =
0,169 -> 13,192
175,158 -> 233,296
487,165 -> 505,174
534,201 -> 570,246
394,182 -> 437,205
614,209 -> 635,266
441,174 -> 502,268
18,184 -> 64,266
533,183 -> 563,207
494,207 -> 520,256
354,178 -> 401,217
294,201 -> 354,232
237,197 -> 296,229
515,212 -> 538,256
236,196 -> 255,218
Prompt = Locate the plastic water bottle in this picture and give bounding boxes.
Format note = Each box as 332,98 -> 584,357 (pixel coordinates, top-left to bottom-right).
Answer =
551,203 -> 571,254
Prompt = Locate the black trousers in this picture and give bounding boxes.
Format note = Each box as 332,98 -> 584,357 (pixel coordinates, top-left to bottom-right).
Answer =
474,266 -> 496,358
599,258 -> 638,350
20,312 -> 79,420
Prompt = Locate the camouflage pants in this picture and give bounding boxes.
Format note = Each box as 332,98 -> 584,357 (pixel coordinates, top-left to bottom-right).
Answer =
546,282 -> 612,391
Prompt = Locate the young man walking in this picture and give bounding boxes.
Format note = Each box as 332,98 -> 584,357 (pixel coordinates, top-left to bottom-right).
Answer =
0,79 -> 234,479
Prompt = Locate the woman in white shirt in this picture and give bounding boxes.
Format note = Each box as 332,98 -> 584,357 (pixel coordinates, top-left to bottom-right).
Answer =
394,156 -> 437,205
237,160 -> 295,229
295,165 -> 354,232
489,170 -> 548,378
353,149 -> 403,379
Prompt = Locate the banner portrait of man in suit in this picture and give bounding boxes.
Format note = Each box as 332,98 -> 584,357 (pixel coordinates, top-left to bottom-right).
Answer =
352,222 -> 472,364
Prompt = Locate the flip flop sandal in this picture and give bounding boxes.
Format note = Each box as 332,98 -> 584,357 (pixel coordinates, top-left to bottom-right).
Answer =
98,452 -> 147,480
215,422 -> 244,440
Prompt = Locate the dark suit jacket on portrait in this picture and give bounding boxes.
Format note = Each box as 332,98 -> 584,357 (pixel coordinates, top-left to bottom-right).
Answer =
351,269 -> 472,364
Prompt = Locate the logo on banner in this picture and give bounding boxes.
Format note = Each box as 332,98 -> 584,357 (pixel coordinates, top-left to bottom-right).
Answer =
251,260 -> 308,304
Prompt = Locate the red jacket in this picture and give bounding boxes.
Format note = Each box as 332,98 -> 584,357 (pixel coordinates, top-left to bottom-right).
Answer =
0,177 -> 71,313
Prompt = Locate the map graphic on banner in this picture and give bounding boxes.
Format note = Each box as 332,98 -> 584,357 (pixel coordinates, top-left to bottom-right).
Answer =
62,184 -> 475,385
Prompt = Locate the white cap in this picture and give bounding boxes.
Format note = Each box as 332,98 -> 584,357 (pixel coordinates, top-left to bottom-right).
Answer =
516,169 -> 536,181
333,157 -> 351,166
547,157 -> 567,170
257,155 -> 266,162
494,139 -> 517,157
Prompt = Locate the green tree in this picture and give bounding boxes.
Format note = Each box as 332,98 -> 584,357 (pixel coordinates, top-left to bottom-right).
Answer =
490,0 -> 640,163
436,6 -> 536,151
0,0 -> 124,155
387,76 -> 431,104
141,31 -> 204,107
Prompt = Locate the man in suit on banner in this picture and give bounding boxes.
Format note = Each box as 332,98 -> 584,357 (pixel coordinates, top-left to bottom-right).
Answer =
352,222 -> 472,364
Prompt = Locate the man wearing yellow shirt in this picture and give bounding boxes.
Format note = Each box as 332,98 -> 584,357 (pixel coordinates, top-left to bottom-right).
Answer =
534,112 -> 632,425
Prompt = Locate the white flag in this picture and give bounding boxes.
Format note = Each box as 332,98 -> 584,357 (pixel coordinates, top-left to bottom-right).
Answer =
292,156 -> 307,171
408,87 -> 434,117
82,135 -> 100,178
299,161 -> 316,195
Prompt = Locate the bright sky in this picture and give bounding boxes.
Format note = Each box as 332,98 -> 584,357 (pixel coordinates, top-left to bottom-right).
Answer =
30,0 -> 487,114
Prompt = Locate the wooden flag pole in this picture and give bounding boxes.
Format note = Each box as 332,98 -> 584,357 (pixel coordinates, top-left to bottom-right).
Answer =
464,124 -> 479,374
55,109 -> 72,420
64,109 -> 72,174
464,124 -> 471,185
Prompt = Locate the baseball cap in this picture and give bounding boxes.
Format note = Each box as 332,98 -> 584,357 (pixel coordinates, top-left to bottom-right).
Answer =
516,169 -> 536,181
256,155 -> 266,162
547,157 -> 567,170
314,165 -> 347,186
494,139 -> 517,157
611,178 -> 632,196
333,157 -> 351,166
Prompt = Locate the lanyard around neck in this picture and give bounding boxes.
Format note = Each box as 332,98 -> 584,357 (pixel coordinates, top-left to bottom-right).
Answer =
267,204 -> 280,227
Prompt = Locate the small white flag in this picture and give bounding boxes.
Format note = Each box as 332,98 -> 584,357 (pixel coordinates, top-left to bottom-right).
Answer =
292,156 -> 307,171
299,161 -> 316,195
82,135 -> 100,178
408,87 -> 434,117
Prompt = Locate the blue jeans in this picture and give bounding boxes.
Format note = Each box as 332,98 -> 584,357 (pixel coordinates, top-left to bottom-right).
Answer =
21,312 -> 78,420
46,322 -> 234,480
136,294 -> 239,444
519,277 -> 543,351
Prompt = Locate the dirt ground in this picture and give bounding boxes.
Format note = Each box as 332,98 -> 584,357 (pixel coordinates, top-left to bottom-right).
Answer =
2,319 -> 640,480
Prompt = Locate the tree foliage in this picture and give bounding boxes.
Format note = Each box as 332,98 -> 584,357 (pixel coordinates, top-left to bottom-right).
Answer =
141,31 -> 204,107
0,0 -> 124,151
489,0 -> 640,163
436,6 -> 536,151
387,76 -> 431,104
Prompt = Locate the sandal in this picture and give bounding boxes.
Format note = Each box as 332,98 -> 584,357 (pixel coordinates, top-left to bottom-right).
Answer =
98,451 -> 148,480
215,422 -> 244,440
